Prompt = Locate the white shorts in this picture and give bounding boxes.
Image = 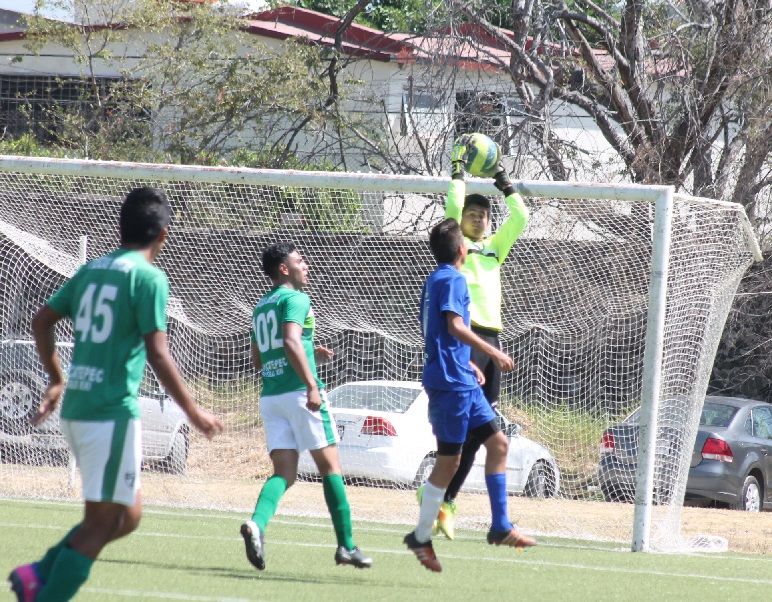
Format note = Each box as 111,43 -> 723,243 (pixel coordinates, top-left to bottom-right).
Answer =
61,418 -> 142,507
260,389 -> 339,453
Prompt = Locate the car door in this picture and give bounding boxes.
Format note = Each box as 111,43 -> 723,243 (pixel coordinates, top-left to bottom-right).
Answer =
750,406 -> 772,504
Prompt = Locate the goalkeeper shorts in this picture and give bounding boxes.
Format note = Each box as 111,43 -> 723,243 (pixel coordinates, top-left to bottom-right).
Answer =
260,389 -> 339,453
61,418 -> 141,506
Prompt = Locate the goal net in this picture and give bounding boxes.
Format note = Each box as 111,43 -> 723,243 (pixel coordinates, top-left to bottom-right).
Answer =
0,156 -> 760,552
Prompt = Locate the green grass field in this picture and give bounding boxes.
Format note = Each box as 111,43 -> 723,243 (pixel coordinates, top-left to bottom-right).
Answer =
1,498 -> 769,601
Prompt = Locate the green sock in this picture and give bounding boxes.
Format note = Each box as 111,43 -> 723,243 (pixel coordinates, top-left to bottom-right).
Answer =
251,475 -> 288,532
323,473 -> 354,550
37,545 -> 93,602
36,524 -> 80,581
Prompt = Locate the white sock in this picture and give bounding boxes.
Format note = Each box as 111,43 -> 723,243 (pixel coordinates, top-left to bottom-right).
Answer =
415,481 -> 445,543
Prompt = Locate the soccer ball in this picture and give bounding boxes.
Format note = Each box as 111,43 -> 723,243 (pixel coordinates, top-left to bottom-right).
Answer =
464,132 -> 500,177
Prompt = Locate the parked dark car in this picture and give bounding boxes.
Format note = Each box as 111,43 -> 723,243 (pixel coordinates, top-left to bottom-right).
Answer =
598,396 -> 772,511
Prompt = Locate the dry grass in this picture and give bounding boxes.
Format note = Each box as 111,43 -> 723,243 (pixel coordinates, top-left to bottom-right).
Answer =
3,428 -> 771,555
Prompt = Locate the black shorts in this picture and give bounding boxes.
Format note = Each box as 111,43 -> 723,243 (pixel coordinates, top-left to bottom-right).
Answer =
471,325 -> 502,407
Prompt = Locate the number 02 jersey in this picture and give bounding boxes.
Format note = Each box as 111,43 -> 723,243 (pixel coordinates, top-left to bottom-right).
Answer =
251,285 -> 324,397
47,248 -> 169,421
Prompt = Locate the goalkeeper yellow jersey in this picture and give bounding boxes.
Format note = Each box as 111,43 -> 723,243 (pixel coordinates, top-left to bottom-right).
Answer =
444,179 -> 529,332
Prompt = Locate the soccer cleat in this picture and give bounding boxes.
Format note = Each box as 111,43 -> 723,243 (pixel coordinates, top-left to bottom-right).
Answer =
437,500 -> 457,540
403,531 -> 442,572
240,520 -> 265,571
334,546 -> 373,569
415,485 -> 440,536
487,526 -> 536,549
8,564 -> 42,602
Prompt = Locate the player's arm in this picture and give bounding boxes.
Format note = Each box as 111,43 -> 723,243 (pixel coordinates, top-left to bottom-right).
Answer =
446,312 -> 514,373
30,304 -> 66,425
490,163 -> 529,263
145,331 -> 222,439
314,345 -> 334,364
445,135 -> 472,222
470,360 -> 486,386
282,322 -> 322,411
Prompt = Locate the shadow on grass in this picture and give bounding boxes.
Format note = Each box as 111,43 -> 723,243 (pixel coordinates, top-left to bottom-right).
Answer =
99,556 -> 433,590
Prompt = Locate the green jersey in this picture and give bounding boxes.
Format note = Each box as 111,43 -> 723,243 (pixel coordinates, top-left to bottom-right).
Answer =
251,285 -> 324,396
47,248 -> 168,421
445,179 -> 529,331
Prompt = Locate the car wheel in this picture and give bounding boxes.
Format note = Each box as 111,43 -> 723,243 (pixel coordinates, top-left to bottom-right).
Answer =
732,475 -> 762,512
0,371 -> 44,436
524,461 -> 553,498
413,454 -> 436,488
157,429 -> 188,475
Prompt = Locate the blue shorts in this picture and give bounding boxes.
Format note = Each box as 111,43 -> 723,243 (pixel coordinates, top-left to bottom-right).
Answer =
426,386 -> 496,445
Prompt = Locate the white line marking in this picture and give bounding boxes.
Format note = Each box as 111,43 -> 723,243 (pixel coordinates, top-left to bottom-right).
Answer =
82,586 -> 255,601
1,520 -> 769,587
2,497 -> 768,562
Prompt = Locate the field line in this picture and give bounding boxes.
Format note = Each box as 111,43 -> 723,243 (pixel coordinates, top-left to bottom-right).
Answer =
2,520 -> 770,586
82,586 -> 256,601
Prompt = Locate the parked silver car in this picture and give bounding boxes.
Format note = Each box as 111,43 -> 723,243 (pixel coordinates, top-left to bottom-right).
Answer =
298,380 -> 560,497
0,340 -> 189,474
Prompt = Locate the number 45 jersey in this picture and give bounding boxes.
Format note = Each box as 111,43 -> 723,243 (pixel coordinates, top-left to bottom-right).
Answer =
251,285 -> 324,397
47,248 -> 169,421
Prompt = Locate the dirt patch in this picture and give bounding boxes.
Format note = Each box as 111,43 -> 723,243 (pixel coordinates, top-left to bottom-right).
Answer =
3,430 -> 771,555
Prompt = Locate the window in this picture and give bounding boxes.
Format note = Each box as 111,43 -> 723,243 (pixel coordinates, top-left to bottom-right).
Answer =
751,406 -> 772,440
327,384 -> 420,414
454,91 -> 525,154
699,402 -> 739,428
0,75 -> 148,143
400,87 -> 447,137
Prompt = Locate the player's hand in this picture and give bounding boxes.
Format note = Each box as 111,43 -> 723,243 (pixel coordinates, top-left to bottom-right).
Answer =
470,361 -> 486,386
491,350 -> 515,373
31,381 -> 65,426
493,161 -> 514,194
306,386 -> 322,412
450,134 -> 473,179
314,345 -> 334,365
188,407 -> 224,440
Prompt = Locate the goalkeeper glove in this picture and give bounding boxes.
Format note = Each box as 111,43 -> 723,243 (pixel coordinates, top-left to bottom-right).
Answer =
493,162 -> 516,197
450,134 -> 472,180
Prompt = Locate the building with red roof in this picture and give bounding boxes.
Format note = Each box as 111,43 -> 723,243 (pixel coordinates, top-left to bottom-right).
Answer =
0,4 -> 615,179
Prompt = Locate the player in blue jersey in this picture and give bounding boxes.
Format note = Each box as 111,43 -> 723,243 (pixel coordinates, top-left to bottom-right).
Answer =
404,218 -> 536,572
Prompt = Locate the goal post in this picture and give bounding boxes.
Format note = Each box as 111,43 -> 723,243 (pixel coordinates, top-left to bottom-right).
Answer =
0,155 -> 761,553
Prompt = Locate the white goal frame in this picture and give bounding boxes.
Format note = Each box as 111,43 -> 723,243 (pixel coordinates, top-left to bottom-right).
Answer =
0,155 -> 762,552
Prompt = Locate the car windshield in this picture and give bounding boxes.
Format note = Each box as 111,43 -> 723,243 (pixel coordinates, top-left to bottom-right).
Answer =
327,384 -> 420,414
699,402 -> 738,428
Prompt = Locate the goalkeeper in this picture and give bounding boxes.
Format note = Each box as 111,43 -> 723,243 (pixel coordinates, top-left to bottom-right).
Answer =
431,135 -> 529,540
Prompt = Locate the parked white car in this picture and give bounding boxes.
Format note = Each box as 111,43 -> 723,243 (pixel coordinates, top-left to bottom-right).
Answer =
0,340 -> 190,474
298,380 -> 560,496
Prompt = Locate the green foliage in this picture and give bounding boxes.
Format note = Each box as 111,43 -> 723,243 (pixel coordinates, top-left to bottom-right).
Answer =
18,1 -> 335,166
0,134 -> 66,157
500,397 -> 624,498
282,0 -> 444,33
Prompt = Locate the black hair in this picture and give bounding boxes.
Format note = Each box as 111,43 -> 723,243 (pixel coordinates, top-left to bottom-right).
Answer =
463,194 -> 491,215
261,242 -> 297,280
429,218 -> 464,264
120,187 -> 172,246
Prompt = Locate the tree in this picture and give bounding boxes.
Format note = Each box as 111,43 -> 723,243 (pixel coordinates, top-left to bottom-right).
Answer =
284,0 -> 444,33
450,0 -> 771,224
19,0 -> 333,166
